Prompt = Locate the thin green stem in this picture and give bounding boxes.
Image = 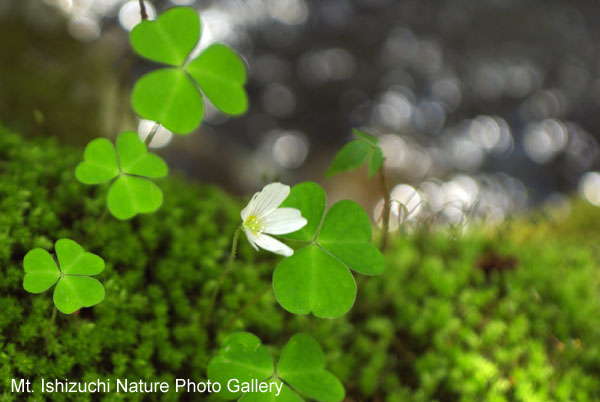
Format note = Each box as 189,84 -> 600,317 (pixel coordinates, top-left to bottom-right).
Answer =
144,122 -> 161,146
204,225 -> 243,326
44,306 -> 57,347
379,166 -> 391,251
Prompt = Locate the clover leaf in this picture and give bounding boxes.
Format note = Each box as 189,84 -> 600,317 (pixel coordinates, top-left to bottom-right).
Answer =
208,333 -> 274,400
23,239 -> 105,314
207,332 -> 344,402
277,334 -> 345,402
273,182 -> 385,318
76,131 -> 168,220
185,44 -> 248,115
130,7 -> 248,134
326,129 -> 384,178
130,6 -> 200,66
131,68 -> 204,134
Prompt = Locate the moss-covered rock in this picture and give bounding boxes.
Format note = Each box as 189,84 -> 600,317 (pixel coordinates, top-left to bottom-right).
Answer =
2,126 -> 600,401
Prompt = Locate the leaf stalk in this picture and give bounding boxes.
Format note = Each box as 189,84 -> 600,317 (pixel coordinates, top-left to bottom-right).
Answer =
204,224 -> 243,326
379,166 -> 391,251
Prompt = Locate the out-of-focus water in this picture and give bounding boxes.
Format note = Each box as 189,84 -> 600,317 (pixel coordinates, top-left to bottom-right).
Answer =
9,0 -> 600,228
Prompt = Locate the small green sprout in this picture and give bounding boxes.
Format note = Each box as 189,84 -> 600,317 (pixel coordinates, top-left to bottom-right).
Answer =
208,332 -> 344,402
327,128 -> 393,249
326,128 -> 384,178
273,182 -> 385,318
23,239 -> 105,314
75,131 -> 168,220
130,7 -> 248,134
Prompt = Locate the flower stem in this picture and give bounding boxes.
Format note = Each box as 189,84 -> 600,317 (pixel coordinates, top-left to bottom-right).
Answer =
44,306 -> 57,347
144,122 -> 161,146
204,225 -> 242,326
379,166 -> 391,251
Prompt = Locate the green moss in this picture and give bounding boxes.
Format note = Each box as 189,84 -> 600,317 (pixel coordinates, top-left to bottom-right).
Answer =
2,126 -> 600,401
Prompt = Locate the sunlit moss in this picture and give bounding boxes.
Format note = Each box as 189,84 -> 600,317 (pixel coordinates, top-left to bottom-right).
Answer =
2,127 -> 600,401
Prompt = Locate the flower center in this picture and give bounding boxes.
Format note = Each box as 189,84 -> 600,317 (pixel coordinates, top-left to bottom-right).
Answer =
244,215 -> 263,234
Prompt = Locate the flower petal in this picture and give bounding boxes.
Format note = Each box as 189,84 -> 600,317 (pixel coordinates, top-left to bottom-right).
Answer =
243,182 -> 290,220
262,208 -> 308,235
253,233 -> 294,257
244,227 -> 259,251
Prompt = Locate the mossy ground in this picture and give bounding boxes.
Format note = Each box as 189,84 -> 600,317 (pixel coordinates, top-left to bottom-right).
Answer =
2,127 -> 600,402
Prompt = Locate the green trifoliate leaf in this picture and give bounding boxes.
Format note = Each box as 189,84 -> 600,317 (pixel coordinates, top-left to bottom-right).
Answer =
238,380 -> 302,402
327,129 -> 385,178
116,131 -> 167,177
352,128 -> 379,145
128,8 -> 249,129
368,147 -> 384,178
318,200 -> 385,276
107,175 -> 163,220
277,334 -> 345,402
77,132 -> 168,220
22,239 -> 105,314
207,332 -> 274,400
53,276 -> 105,315
208,333 -> 344,402
131,68 -> 204,134
23,249 -> 60,293
279,182 -> 326,241
326,140 -> 371,177
55,238 -> 104,275
273,245 -> 356,318
75,138 -> 120,184
273,182 -> 384,318
185,43 -> 248,115
130,7 -> 200,66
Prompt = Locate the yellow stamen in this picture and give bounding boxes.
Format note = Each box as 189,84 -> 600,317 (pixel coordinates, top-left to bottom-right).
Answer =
244,215 -> 262,234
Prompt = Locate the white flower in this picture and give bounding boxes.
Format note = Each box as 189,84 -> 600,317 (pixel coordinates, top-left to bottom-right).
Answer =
241,182 -> 307,256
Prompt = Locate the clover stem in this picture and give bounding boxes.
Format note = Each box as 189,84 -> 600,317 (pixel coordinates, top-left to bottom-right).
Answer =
44,306 -> 57,347
204,225 -> 243,326
144,122 -> 161,146
138,0 -> 148,20
379,166 -> 391,251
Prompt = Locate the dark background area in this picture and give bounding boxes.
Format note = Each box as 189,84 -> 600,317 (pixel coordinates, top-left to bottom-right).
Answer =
2,0 -> 600,225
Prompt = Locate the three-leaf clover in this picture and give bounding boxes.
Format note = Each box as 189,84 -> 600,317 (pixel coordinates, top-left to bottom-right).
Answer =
130,7 -> 248,134
75,131 -> 168,220
273,182 -> 385,318
208,332 -> 344,402
326,129 -> 384,178
23,239 -> 105,314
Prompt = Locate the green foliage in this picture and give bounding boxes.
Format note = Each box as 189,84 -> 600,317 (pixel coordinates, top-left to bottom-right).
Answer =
277,334 -> 345,402
208,332 -> 344,402
76,131 -> 167,220
23,239 -> 105,314
131,68 -> 204,134
274,182 -> 384,318
185,44 -> 248,115
130,7 -> 248,134
326,129 -> 384,178
4,128 -> 600,401
130,7 -> 200,66
208,332 -> 273,400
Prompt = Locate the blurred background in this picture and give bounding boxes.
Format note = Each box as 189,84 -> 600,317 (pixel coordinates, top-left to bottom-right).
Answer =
2,0 -> 600,229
